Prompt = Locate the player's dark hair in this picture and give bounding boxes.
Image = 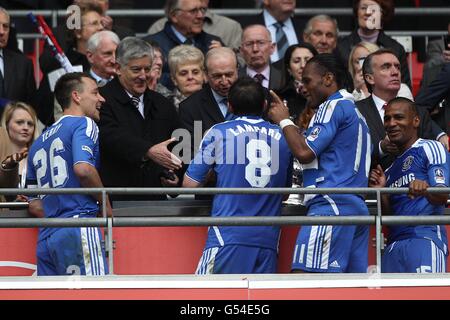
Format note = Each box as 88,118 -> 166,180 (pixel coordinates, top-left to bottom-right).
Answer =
54,72 -> 93,110
387,97 -> 418,117
306,53 -> 353,92
228,77 -> 265,116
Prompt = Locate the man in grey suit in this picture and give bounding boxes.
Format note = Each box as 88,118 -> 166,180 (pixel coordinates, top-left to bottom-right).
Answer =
357,48 -> 446,170
239,25 -> 283,91
0,7 -> 36,118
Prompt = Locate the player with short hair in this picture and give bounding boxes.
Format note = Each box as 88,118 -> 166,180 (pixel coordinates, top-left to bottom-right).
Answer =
26,72 -> 112,276
269,53 -> 372,273
369,97 -> 449,273
183,77 -> 293,274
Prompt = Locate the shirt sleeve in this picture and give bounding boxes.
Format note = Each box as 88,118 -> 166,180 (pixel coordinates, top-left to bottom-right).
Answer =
72,117 -> 99,168
305,100 -> 343,157
185,127 -> 219,183
423,140 -> 449,187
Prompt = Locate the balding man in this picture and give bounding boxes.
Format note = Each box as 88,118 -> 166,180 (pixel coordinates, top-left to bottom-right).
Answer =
239,24 -> 282,90
144,0 -> 223,90
303,15 -> 339,54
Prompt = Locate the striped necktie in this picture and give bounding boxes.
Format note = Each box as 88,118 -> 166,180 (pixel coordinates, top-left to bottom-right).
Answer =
274,22 -> 288,59
131,95 -> 140,108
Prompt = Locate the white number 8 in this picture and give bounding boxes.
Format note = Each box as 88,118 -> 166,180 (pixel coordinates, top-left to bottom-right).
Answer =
245,139 -> 271,188
33,137 -> 68,188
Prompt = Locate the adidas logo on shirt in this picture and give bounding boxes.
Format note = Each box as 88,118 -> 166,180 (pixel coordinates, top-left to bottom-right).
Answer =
329,260 -> 340,268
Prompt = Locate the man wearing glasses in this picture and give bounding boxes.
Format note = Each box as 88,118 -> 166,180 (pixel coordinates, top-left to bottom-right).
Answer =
144,0 -> 223,90
239,24 -> 283,90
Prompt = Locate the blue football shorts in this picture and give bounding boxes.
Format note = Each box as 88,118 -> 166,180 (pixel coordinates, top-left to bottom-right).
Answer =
37,227 -> 108,276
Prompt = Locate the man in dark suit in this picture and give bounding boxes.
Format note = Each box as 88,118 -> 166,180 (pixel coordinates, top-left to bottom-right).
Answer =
416,63 -> 450,136
98,37 -> 182,202
179,47 -> 238,152
239,25 -> 282,91
0,7 -> 36,119
243,0 -> 301,63
358,49 -> 446,170
143,0 -> 222,90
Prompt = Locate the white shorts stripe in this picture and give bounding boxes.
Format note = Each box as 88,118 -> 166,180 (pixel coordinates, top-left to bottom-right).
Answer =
320,226 -> 332,270
306,226 -> 318,268
80,227 -> 92,275
213,226 -> 225,246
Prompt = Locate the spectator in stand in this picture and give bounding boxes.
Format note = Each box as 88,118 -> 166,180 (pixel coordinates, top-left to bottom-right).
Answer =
337,0 -> 411,88
239,24 -> 283,90
146,40 -> 172,99
167,44 -> 205,111
244,0 -> 301,63
417,22 -> 450,134
348,42 -> 412,101
183,77 -> 292,274
86,30 -> 119,86
369,97 -> 449,273
147,0 -> 242,55
1,102 -> 39,191
302,15 -> 338,55
276,42 -> 317,120
143,0 -> 222,90
37,2 -> 105,126
0,7 -> 36,120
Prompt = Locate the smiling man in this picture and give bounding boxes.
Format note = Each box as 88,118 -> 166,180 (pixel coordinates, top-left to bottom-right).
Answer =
144,0 -> 222,90
357,48 -> 446,170
369,97 -> 449,273
98,37 -> 182,202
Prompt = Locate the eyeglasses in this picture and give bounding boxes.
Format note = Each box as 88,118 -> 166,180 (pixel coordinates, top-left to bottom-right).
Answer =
241,40 -> 272,50
175,6 -> 207,15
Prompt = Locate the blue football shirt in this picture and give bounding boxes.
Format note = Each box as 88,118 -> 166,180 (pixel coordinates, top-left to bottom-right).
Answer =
27,116 -> 100,241
385,138 -> 449,252
186,116 -> 293,250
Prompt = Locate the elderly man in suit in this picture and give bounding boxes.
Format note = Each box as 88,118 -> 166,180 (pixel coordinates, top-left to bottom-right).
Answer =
357,48 -> 447,170
98,37 -> 182,202
0,7 -> 36,119
143,0 -> 222,90
239,25 -> 282,91
244,0 -> 300,63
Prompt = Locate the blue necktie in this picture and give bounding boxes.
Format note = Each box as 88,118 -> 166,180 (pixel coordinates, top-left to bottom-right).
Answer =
274,22 -> 288,59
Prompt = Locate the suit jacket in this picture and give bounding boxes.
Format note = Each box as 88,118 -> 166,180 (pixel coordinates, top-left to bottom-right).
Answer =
421,39 -> 446,90
143,22 -> 222,90
416,62 -> 450,134
337,29 -> 411,89
179,85 -> 224,151
98,78 -> 181,201
242,12 -> 303,44
238,64 -> 283,91
356,96 -> 442,169
0,49 -> 36,119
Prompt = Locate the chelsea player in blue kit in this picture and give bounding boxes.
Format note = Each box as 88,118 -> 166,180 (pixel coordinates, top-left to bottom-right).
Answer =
370,97 -> 449,273
269,54 -> 372,273
26,73 -> 112,276
183,77 -> 293,274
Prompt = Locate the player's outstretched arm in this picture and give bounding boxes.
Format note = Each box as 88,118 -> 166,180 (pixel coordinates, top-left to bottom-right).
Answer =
28,199 -> 44,218
182,174 -> 202,188
74,163 -> 113,217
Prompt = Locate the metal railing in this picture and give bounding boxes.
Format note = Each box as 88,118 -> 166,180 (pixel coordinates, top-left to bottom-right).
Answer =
1,186 -> 449,275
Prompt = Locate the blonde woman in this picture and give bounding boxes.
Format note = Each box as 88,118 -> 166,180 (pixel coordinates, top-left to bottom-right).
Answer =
168,45 -> 206,110
1,102 -> 40,189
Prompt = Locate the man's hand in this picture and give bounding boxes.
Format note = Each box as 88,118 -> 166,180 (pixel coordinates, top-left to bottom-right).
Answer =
209,40 -> 222,50
147,137 -> 183,171
101,15 -> 113,30
380,135 -> 399,155
267,90 -> 290,125
438,134 -> 449,151
408,179 -> 429,199
160,170 -> 180,187
443,45 -> 450,62
369,164 -> 386,188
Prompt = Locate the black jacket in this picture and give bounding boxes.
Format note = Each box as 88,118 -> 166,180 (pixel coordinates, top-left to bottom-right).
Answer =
98,78 -> 181,201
